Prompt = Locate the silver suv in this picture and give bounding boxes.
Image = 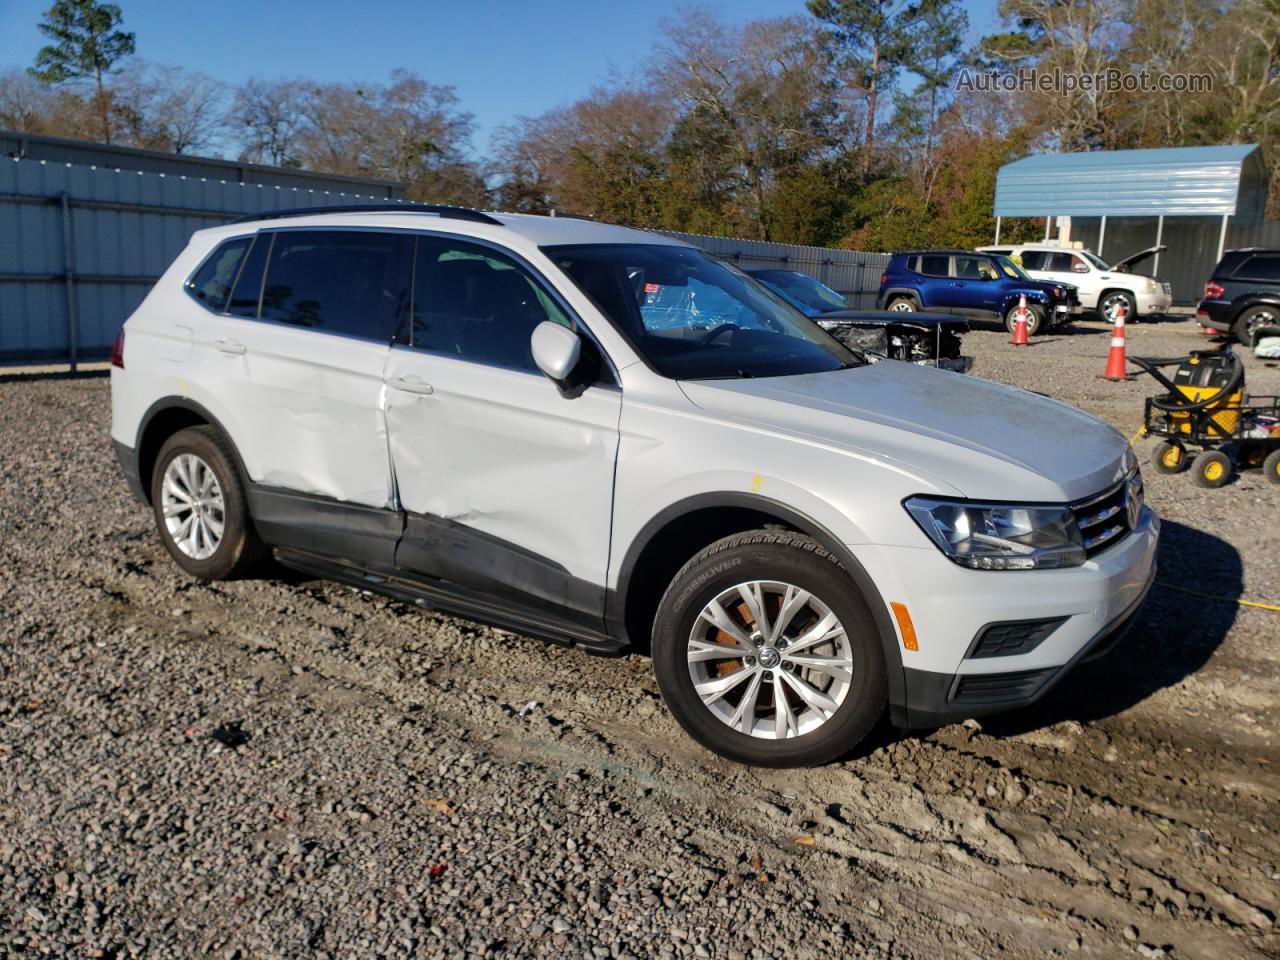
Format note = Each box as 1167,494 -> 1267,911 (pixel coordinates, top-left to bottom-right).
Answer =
110,206 -> 1159,767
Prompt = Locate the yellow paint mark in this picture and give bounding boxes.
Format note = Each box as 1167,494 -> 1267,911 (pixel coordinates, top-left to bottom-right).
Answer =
179,378 -> 188,398
750,474 -> 763,493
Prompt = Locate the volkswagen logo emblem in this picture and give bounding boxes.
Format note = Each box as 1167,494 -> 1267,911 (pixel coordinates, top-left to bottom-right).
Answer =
1125,478 -> 1143,529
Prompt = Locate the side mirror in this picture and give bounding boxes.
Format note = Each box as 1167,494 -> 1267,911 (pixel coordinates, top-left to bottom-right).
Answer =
531,321 -> 581,384
1073,264 -> 1089,273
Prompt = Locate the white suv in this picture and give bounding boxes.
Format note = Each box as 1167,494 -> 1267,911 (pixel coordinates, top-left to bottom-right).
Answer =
979,243 -> 1173,321
110,206 -> 1159,767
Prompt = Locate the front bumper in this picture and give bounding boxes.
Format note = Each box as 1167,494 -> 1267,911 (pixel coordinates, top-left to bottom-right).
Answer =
1135,289 -> 1173,316
1051,303 -> 1083,323
860,505 -> 1160,729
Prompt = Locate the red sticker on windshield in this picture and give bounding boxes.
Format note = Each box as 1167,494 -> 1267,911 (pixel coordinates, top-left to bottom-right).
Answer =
644,282 -> 660,294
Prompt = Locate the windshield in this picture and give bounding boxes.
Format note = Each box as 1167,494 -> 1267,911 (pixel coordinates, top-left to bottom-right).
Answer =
546,244 -> 858,380
752,271 -> 849,312
994,255 -> 1031,280
1082,250 -> 1110,270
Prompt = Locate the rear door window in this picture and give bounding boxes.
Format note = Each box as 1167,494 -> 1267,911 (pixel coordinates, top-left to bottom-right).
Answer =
919,255 -> 949,276
258,231 -> 411,340
185,237 -> 251,311
1019,251 -> 1048,270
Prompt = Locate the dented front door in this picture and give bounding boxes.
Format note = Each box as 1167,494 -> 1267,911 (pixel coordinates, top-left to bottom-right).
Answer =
382,346 -> 621,626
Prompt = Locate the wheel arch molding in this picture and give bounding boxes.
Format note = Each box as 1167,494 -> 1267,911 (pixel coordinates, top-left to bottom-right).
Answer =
608,492 -> 907,716
134,397 -> 249,504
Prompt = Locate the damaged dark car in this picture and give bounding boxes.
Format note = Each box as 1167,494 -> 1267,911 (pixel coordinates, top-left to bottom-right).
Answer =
746,269 -> 971,373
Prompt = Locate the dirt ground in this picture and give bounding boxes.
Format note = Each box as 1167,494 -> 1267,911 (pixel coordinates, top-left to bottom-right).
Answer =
0,316 -> 1276,960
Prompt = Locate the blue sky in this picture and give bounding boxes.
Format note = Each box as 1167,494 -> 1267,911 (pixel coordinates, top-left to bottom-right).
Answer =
0,0 -> 999,153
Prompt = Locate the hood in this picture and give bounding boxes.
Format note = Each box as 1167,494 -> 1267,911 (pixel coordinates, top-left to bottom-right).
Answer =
1110,245 -> 1166,274
678,362 -> 1130,502
817,310 -> 968,330
1021,279 -> 1077,297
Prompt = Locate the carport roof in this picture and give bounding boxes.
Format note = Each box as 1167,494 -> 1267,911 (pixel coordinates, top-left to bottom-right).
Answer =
994,144 -> 1259,217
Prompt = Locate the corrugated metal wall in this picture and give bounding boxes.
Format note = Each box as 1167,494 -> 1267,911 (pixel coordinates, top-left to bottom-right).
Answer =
0,159 -> 415,365
657,231 -> 890,308
1,157 -> 892,366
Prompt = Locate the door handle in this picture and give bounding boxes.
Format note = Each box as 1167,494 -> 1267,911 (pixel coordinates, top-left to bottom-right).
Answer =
391,375 -> 434,395
215,338 -> 246,355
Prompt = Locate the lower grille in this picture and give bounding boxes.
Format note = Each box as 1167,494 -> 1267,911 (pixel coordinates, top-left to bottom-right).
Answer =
967,617 -> 1067,659
952,668 -> 1055,704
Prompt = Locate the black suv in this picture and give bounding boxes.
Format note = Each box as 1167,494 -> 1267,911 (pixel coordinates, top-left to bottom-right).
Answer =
1198,248 -> 1280,344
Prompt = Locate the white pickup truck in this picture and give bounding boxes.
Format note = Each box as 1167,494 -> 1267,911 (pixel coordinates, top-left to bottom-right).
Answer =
978,242 -> 1172,322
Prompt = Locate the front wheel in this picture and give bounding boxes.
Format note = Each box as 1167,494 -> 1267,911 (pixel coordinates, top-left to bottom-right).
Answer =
1004,303 -> 1044,336
652,530 -> 887,767
151,426 -> 268,579
1153,441 -> 1190,474
1100,290 -> 1137,324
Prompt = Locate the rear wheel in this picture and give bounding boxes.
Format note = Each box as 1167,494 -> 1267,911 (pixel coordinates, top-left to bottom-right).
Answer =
887,296 -> 917,312
1191,450 -> 1233,489
1233,305 -> 1279,346
652,530 -> 887,767
1004,303 -> 1044,336
1153,441 -> 1190,474
150,426 -> 268,579
1264,449 -> 1280,486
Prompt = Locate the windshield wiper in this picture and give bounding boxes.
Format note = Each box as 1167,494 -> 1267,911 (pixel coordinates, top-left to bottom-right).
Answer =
688,369 -> 757,380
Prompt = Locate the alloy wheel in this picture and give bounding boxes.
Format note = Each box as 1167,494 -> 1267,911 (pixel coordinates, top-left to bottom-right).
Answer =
161,453 -> 225,560
686,580 -> 854,740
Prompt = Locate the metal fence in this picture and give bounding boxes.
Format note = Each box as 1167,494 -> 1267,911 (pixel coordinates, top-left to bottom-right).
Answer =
656,230 -> 891,308
0,156 -> 892,367
0,159 -> 415,367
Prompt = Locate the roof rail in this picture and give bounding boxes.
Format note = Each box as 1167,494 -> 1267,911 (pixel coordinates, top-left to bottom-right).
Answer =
230,203 -> 504,226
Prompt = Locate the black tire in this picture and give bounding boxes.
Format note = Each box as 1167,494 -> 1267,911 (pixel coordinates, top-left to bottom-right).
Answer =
1152,441 -> 1190,475
1233,305 -> 1280,346
150,426 -> 268,579
1264,449 -> 1280,486
886,295 -> 917,313
1004,303 -> 1044,336
652,530 -> 887,768
1191,450 -> 1233,489
1099,290 -> 1137,324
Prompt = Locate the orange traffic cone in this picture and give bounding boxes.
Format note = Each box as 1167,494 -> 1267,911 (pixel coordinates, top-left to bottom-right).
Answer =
1010,294 -> 1030,346
1100,303 -> 1131,381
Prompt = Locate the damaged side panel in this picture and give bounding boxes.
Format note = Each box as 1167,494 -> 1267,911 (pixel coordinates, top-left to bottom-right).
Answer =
382,346 -> 622,621
196,321 -> 396,509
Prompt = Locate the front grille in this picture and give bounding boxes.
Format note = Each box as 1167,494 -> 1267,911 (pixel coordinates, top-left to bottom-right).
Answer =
1072,471 -> 1141,557
952,668 -> 1055,704
967,617 -> 1067,659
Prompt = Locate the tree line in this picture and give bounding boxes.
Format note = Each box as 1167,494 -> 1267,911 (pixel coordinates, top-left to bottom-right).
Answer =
3,0 -> 1278,252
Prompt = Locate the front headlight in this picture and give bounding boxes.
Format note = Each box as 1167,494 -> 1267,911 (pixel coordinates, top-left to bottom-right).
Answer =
904,497 -> 1086,570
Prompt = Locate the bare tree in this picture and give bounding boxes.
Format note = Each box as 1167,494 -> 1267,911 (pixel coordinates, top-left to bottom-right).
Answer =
654,11 -> 838,238
110,61 -> 226,154
228,77 -> 308,167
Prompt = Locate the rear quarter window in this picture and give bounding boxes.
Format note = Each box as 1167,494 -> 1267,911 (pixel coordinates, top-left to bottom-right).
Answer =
184,237 -> 252,311
1236,254 -> 1280,281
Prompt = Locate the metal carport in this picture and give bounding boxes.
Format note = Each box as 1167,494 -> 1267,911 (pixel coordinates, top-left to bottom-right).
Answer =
993,145 -> 1268,304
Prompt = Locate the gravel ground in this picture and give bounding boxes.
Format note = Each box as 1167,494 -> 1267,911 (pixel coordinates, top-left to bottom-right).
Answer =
0,316 -> 1276,960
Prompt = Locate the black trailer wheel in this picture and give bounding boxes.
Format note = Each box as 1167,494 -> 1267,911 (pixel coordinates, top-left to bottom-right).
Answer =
1264,449 -> 1280,486
1152,441 -> 1190,474
1192,450 -> 1233,489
